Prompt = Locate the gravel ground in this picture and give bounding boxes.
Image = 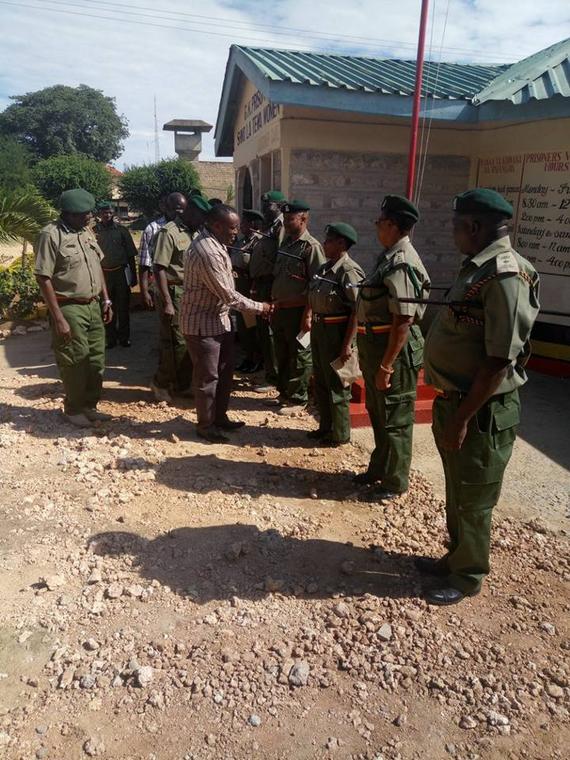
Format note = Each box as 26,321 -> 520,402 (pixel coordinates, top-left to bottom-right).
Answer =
0,312 -> 568,760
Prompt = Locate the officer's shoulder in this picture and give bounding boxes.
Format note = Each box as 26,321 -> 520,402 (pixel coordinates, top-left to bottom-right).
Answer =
304,232 -> 323,249
39,220 -> 60,237
161,220 -> 177,233
342,257 -> 365,277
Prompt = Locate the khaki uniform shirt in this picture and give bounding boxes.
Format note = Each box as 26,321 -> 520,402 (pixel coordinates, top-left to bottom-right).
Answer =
34,219 -> 104,300
249,215 -> 284,280
153,218 -> 193,283
271,228 -> 326,301
356,236 -> 430,324
308,254 -> 365,314
94,221 -> 138,270
424,236 -> 540,394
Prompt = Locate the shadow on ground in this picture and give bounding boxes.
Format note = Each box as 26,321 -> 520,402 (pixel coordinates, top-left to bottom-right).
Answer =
88,524 -> 421,603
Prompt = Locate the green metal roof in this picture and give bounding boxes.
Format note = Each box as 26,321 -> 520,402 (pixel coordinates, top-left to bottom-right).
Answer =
237,46 -> 508,100
474,37 -> 570,104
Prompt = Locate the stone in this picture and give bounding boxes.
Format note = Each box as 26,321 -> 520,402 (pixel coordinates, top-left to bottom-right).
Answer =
58,667 -> 75,689
546,683 -> 564,699
83,738 -> 105,756
80,675 -> 97,690
135,666 -> 154,687
333,602 -> 350,619
487,710 -> 510,727
17,630 -> 33,644
105,583 -> 123,599
540,622 -> 556,636
288,660 -> 310,687
249,715 -> 261,727
377,623 -> 392,642
41,574 -> 65,591
340,561 -> 354,576
264,577 -> 285,592
393,713 -> 407,727
459,715 -> 477,729
125,584 -> 144,598
87,569 -> 102,584
83,639 -> 99,651
326,737 -> 339,750
205,734 -> 216,746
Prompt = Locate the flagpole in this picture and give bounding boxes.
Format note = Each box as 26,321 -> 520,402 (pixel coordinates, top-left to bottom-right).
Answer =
406,0 -> 430,201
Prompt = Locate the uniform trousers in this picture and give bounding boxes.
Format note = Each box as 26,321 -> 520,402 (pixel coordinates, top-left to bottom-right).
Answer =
311,320 -> 352,442
432,390 -> 519,593
252,276 -> 277,383
50,301 -> 105,415
357,326 -> 423,492
103,268 -> 130,344
154,284 -> 192,392
272,306 -> 312,403
185,331 -> 235,431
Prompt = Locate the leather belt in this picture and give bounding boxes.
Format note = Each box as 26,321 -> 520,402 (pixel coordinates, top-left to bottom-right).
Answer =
56,296 -> 99,305
313,313 -> 349,324
357,322 -> 391,335
102,266 -> 122,272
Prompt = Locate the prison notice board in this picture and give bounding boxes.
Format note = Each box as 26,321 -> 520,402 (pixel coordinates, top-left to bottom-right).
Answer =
476,151 -> 570,326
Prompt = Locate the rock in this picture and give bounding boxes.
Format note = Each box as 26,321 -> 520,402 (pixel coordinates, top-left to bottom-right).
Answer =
225,542 -> 246,561
249,715 -> 261,727
205,734 -> 216,746
11,325 -> 27,336
264,577 -> 285,592
487,710 -> 510,727
288,660 -> 310,687
377,623 -> 392,642
340,561 -> 354,576
459,715 -> 477,729
80,675 -> 97,690
332,602 -> 350,619
309,488 -> 318,499
58,667 -> 75,689
87,569 -> 102,584
540,622 -> 556,636
326,737 -> 339,750
170,433 -> 180,444
83,738 -> 105,756
125,584 -> 144,598
546,683 -> 564,699
83,639 -> 99,651
41,574 -> 65,591
105,583 -> 123,599
135,666 -> 154,687
17,630 -> 33,644
27,325 -> 44,333
393,713 -> 407,727
0,732 -> 10,747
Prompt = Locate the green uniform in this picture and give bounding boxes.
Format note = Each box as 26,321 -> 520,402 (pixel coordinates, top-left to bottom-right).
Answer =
308,254 -> 364,441
424,236 -> 539,593
231,233 -> 261,361
356,236 -> 430,492
34,219 -> 106,416
152,218 -> 193,392
94,221 -> 138,345
250,216 -> 284,384
271,229 -> 326,403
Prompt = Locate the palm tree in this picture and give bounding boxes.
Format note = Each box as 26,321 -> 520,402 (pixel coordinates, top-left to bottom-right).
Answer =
0,188 -> 54,245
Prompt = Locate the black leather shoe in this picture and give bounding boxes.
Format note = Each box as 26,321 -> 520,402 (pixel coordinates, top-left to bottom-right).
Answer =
352,471 -> 379,485
360,486 -> 402,502
307,428 -> 331,440
414,557 -> 449,577
216,419 -> 246,431
197,427 -> 230,443
424,586 -> 480,606
321,437 -> 350,447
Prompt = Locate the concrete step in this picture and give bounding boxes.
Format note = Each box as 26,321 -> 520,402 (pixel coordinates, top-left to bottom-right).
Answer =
349,370 -> 435,427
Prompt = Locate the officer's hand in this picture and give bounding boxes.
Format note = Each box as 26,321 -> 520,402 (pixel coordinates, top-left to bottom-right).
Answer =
142,289 -> 154,310
375,366 -> 392,391
164,301 -> 175,318
339,346 -> 352,363
260,302 -> 273,319
442,414 -> 469,451
102,302 -> 113,325
55,316 -> 72,343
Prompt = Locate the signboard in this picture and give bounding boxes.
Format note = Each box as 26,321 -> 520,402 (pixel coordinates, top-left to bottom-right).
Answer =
236,89 -> 280,147
477,151 -> 570,326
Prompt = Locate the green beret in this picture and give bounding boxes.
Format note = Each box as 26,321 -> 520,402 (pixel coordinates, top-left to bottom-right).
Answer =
380,195 -> 420,223
453,188 -> 513,219
96,200 -> 113,210
261,190 -> 286,203
242,209 -> 265,223
59,188 -> 96,214
283,199 -> 310,213
325,222 -> 358,246
188,195 -> 212,213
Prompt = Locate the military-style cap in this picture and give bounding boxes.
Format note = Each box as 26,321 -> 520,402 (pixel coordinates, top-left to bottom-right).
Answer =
283,199 -> 310,213
380,195 -> 420,223
453,188 -> 513,219
188,195 -> 212,213
242,209 -> 265,223
59,188 -> 96,214
261,190 -> 286,203
96,200 -> 113,210
325,222 -> 358,246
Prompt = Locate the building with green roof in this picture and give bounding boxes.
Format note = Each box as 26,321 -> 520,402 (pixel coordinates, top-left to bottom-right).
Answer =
215,39 -> 570,373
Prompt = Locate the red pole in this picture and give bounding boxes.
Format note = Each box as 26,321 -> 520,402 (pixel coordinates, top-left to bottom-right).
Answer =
406,0 -> 430,201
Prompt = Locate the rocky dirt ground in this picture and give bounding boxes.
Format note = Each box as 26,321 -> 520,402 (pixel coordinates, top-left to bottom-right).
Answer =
0,314 -> 568,760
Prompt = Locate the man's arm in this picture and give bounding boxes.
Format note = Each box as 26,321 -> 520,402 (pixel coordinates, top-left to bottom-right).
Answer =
122,227 -> 138,287
375,314 -> 414,390
36,276 -> 72,342
154,266 -> 174,316
198,243 -> 270,314
153,229 -> 175,316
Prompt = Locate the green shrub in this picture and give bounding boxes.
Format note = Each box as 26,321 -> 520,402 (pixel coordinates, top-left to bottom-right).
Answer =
0,258 -> 41,319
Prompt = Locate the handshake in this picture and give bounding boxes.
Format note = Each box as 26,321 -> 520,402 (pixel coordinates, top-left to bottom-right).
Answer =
260,301 -> 276,318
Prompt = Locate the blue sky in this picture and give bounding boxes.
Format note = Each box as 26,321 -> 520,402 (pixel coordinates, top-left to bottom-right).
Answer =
0,0 -> 568,168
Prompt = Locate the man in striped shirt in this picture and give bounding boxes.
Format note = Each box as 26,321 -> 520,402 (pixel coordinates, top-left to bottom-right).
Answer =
181,204 -> 273,443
